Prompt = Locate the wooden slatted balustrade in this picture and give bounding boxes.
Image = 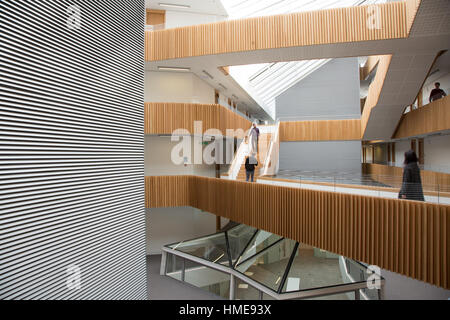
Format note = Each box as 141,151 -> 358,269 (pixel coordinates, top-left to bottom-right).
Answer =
145,2 -> 411,61
146,175 -> 449,290
145,102 -> 251,136
393,95 -> 450,139
280,119 -> 361,141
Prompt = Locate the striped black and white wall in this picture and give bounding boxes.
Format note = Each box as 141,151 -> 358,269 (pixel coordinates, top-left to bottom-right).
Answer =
0,0 -> 145,299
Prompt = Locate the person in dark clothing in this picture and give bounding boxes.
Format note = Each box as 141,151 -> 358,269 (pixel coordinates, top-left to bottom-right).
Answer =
398,150 -> 424,201
429,82 -> 446,103
245,155 -> 258,182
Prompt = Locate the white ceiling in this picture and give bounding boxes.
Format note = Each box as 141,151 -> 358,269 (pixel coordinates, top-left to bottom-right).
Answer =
145,0 -> 228,16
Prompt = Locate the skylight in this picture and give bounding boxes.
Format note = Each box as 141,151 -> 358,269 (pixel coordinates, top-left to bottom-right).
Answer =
223,0 -> 389,120
221,0 -> 388,19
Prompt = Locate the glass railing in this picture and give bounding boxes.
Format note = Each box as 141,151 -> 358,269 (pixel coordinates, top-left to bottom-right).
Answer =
263,169 -> 450,205
162,224 -> 384,300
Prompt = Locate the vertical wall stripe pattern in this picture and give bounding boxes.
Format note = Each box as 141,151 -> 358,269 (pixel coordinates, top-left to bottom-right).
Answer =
0,0 -> 145,299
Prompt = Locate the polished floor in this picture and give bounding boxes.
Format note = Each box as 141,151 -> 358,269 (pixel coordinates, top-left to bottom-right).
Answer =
275,169 -> 390,187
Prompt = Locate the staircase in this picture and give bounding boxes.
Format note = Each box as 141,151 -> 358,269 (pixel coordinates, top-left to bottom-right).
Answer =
223,124 -> 279,181
236,133 -> 272,181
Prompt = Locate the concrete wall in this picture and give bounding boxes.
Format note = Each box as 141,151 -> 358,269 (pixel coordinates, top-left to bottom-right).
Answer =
275,58 -> 361,173
279,141 -> 362,172
275,57 -> 361,121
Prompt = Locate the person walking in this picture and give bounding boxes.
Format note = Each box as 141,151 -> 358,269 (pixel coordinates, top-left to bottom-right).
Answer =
245,154 -> 258,183
249,123 -> 260,154
398,150 -> 424,201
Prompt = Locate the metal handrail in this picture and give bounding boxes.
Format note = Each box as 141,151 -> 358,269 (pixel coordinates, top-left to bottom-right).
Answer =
260,120 -> 280,176
225,127 -> 252,178
161,246 -> 383,300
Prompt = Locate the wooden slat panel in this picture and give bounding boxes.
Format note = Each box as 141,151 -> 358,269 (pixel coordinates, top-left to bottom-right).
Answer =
144,102 -> 251,136
145,175 -> 450,289
280,119 -> 361,141
393,96 -> 450,139
406,0 -> 422,34
146,9 -> 165,26
145,2 -> 408,61
362,163 -> 450,193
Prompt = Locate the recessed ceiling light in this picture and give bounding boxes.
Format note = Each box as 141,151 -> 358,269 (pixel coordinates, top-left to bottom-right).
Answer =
218,83 -> 227,90
158,3 -> 191,9
158,66 -> 190,72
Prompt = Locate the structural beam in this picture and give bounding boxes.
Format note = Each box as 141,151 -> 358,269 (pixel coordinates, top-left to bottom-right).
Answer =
145,2 -> 409,62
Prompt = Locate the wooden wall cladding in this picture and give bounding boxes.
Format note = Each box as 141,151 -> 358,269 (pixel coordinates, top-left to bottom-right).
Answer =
146,175 -> 449,289
146,9 -> 165,26
393,96 -> 450,139
280,119 -> 361,141
361,55 -> 392,137
144,102 -> 251,135
406,0 -> 422,34
362,163 -> 450,193
145,2 -> 408,61
360,55 -> 381,80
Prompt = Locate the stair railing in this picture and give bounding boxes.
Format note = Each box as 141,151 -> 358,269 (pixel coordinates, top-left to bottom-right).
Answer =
225,127 -> 252,180
260,120 -> 280,177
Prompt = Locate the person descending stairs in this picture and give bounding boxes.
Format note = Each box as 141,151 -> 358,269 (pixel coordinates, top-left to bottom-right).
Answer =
236,130 -> 272,181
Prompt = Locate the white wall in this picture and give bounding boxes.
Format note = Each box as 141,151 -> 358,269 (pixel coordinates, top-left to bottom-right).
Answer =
145,71 -> 215,104
424,134 -> 450,173
146,207 -> 218,255
275,58 -> 361,120
145,136 -> 216,176
394,135 -> 450,173
165,11 -> 226,29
